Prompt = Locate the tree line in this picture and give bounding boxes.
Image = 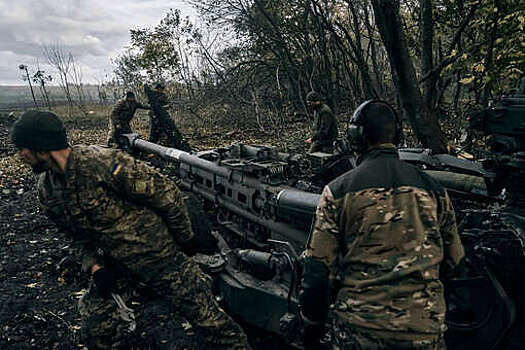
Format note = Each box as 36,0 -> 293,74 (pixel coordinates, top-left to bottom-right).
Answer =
18,43 -> 124,116
113,0 -> 525,153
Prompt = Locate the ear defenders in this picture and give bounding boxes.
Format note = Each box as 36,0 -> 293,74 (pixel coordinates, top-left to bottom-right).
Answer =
346,100 -> 402,152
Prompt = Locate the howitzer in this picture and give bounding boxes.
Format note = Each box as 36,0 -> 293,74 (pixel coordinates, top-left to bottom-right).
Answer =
444,85 -> 525,350
120,133 -> 496,348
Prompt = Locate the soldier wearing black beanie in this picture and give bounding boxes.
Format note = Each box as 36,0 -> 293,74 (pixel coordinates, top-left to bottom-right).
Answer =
10,110 -> 68,151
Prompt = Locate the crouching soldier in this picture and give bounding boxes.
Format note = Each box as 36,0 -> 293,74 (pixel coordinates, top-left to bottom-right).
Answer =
11,110 -> 251,349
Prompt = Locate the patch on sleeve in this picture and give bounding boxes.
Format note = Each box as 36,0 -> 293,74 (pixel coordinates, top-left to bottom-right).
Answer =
134,181 -> 147,194
111,163 -> 123,176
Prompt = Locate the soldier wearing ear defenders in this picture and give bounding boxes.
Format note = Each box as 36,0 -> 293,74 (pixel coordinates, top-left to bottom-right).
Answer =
300,101 -> 465,349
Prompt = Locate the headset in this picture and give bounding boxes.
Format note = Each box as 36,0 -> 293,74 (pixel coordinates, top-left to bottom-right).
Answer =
346,100 -> 403,153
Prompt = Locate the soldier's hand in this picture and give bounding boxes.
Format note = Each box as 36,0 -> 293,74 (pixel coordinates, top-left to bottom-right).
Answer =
305,138 -> 312,144
182,232 -> 219,256
92,267 -> 117,298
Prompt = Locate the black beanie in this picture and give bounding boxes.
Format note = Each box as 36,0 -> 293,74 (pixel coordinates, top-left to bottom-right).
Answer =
126,91 -> 135,98
10,110 -> 68,151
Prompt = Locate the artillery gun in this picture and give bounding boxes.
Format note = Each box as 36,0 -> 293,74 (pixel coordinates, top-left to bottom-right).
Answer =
444,85 -> 525,350
120,132 -> 503,348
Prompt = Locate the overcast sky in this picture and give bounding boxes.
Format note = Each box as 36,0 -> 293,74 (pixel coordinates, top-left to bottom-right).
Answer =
0,0 -> 196,86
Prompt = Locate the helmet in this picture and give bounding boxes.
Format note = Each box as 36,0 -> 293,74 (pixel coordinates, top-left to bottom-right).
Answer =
155,82 -> 166,90
346,100 -> 402,153
125,91 -> 135,99
10,110 -> 68,151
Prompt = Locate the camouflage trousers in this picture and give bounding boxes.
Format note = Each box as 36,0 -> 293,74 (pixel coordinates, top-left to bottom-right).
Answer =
107,122 -> 132,148
328,318 -> 445,350
78,252 -> 250,350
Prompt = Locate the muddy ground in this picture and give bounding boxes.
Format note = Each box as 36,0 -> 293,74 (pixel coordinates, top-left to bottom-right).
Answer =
0,109 -> 311,349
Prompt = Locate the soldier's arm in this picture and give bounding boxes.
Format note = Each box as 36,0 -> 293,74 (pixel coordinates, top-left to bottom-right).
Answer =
137,102 -> 151,110
158,94 -> 169,107
107,153 -> 195,245
37,175 -> 105,275
300,185 -> 339,325
439,191 -> 465,279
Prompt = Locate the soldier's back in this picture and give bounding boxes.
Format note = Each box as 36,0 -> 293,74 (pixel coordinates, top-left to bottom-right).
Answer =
328,147 -> 449,335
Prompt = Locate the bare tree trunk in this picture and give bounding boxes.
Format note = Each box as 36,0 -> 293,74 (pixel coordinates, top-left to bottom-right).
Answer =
44,44 -> 75,115
421,0 -> 435,109
251,89 -> 264,131
22,67 -> 38,108
364,3 -> 385,96
481,0 -> 500,107
371,0 -> 448,153
69,54 -> 88,115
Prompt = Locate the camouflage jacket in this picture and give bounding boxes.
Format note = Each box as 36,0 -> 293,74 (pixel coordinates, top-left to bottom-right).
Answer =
303,145 -> 464,334
37,145 -> 194,281
110,99 -> 149,128
312,103 -> 338,145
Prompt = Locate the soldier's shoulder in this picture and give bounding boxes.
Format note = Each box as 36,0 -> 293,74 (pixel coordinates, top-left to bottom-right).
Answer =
415,166 -> 446,196
71,145 -> 133,171
327,167 -> 359,199
320,104 -> 334,115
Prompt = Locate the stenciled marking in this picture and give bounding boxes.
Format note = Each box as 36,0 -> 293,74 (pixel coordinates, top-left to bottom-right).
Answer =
166,148 -> 185,160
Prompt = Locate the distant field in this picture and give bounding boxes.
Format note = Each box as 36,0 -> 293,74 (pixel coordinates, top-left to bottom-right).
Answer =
0,85 -> 117,110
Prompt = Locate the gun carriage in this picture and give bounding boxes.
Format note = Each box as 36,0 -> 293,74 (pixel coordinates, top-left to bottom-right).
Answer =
121,130 -> 510,348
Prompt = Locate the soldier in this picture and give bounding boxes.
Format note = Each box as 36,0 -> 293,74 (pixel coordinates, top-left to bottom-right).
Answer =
11,110 -> 250,350
107,91 -> 149,147
148,82 -> 169,144
305,91 -> 338,153
300,101 -> 465,349
147,83 -> 191,151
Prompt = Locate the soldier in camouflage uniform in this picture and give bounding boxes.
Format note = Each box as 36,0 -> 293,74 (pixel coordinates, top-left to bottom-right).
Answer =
107,91 -> 150,148
11,111 -> 250,350
305,91 -> 338,153
147,83 -> 191,151
300,101 -> 465,350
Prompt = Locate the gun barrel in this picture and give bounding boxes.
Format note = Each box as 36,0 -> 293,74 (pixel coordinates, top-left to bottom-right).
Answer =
276,189 -> 320,215
132,138 -> 232,178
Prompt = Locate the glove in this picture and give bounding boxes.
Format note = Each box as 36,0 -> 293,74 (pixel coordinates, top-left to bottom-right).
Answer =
92,268 -> 117,298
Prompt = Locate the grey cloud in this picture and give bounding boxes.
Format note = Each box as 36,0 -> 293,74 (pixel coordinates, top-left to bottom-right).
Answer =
0,0 -> 195,85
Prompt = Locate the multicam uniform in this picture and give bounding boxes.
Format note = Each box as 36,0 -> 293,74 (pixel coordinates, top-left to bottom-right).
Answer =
309,103 -> 338,153
303,145 -> 465,349
37,145 -> 249,349
107,99 -> 149,147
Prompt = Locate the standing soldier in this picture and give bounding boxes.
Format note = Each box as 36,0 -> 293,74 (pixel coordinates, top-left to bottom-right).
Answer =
107,91 -> 149,148
300,101 -> 464,349
305,91 -> 338,153
146,83 -> 191,151
11,110 -> 250,350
